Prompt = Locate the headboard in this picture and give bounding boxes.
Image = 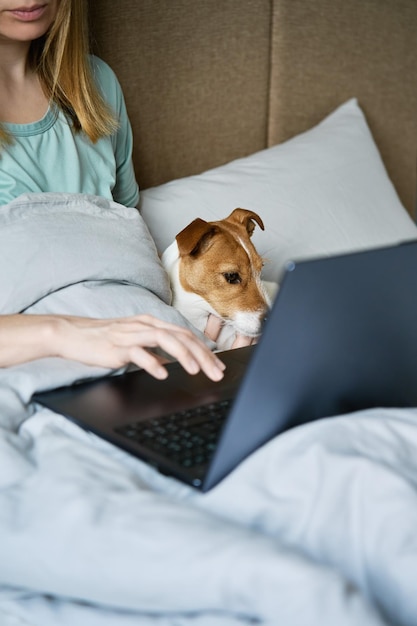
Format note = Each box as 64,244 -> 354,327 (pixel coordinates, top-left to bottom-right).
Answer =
89,0 -> 417,218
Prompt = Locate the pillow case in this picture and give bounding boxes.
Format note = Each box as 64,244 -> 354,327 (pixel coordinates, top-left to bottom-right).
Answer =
140,99 -> 417,281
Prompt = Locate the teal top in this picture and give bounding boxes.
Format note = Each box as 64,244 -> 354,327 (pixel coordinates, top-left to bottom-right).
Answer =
0,56 -> 139,208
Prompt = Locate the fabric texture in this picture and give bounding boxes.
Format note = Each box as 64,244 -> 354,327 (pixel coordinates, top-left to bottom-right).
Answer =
1,337 -> 417,625
89,0 -> 272,189
90,0 -> 416,216
0,196 -> 416,625
0,193 -> 168,315
268,0 -> 417,216
0,195 -> 416,624
140,99 -> 417,283
0,193 -> 208,384
0,57 -> 139,208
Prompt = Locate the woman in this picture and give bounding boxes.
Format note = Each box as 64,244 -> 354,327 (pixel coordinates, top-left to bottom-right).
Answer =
0,0 -> 225,380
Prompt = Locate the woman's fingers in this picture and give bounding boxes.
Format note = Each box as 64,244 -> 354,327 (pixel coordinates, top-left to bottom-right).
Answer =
67,315 -> 226,381
122,319 -> 226,381
127,346 -> 171,380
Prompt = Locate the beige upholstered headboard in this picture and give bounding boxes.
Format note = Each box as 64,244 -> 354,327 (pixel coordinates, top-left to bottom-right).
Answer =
89,0 -> 417,218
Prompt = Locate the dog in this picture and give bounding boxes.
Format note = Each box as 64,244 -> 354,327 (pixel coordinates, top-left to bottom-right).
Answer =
161,208 -> 278,351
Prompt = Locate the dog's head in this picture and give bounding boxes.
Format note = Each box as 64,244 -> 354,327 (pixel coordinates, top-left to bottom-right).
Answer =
176,208 -> 271,337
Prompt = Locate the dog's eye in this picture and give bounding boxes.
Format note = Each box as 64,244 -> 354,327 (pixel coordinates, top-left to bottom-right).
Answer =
223,272 -> 241,284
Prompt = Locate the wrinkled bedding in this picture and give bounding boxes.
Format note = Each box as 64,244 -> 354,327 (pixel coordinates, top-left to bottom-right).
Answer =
1,194 -> 417,626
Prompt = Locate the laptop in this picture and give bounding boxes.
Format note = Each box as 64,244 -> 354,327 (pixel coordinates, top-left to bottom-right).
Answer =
34,240 -> 417,491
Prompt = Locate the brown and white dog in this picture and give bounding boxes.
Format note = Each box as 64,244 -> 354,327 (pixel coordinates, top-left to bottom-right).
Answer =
161,208 -> 278,350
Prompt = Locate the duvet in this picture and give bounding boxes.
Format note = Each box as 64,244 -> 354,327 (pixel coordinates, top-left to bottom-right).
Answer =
0,194 -> 416,626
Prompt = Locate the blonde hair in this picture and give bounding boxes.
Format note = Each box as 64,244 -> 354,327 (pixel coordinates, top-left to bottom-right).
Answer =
0,0 -> 118,148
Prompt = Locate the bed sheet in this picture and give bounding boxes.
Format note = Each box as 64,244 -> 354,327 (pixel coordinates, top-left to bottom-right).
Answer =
1,194 -> 417,626
2,382 -> 417,626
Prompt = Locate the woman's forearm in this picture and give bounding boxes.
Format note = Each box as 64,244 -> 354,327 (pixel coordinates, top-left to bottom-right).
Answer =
0,314 -> 225,381
0,314 -> 64,367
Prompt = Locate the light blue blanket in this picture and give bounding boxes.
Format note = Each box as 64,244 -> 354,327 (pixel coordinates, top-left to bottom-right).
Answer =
0,194 -> 416,626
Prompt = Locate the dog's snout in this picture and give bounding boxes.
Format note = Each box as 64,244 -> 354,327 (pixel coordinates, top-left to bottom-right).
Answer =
259,312 -> 269,331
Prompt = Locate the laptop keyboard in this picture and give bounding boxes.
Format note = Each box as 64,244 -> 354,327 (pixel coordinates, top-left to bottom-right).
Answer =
114,399 -> 232,468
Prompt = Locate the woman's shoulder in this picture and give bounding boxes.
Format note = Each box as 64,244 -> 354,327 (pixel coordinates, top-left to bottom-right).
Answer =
89,55 -> 119,85
88,55 -> 123,108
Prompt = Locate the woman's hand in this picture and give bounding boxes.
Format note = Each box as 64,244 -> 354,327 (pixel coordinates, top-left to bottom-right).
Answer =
0,314 -> 226,381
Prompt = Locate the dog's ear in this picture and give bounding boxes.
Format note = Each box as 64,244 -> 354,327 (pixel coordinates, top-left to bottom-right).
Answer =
226,208 -> 265,236
176,218 -> 219,257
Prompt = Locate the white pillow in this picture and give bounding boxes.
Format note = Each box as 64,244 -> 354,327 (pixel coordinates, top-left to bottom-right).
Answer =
140,99 -> 417,281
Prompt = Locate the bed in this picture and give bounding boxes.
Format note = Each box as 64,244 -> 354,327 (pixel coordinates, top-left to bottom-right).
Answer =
1,1 -> 417,624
